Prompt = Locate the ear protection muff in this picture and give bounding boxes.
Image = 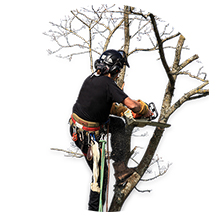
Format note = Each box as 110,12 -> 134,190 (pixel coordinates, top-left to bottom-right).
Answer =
94,59 -> 110,75
94,59 -> 100,69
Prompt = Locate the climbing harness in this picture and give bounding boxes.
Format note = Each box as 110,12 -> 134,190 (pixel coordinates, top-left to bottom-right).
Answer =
70,113 -> 104,132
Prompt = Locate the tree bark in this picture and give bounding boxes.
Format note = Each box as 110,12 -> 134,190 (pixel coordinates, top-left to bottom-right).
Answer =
109,171 -> 141,211
116,5 -> 131,89
109,13 -> 178,212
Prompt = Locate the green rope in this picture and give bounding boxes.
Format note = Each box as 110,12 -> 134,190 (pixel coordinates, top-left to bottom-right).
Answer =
98,139 -> 106,212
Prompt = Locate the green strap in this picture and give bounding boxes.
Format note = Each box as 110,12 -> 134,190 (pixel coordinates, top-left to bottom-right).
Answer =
98,139 -> 106,212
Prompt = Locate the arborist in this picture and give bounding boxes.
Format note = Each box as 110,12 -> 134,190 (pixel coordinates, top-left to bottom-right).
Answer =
69,49 -> 152,211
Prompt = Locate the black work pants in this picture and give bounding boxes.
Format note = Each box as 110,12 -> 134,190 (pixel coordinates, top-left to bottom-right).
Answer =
71,116 -> 126,211
109,116 -> 126,162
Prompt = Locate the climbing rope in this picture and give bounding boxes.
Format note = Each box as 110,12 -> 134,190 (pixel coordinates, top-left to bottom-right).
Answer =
105,122 -> 110,212
98,139 -> 106,212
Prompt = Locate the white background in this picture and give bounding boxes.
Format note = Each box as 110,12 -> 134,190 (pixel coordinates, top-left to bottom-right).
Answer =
0,0 -> 219,219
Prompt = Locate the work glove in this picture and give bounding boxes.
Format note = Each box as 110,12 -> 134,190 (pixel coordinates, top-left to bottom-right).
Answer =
132,100 -> 149,118
110,103 -> 128,117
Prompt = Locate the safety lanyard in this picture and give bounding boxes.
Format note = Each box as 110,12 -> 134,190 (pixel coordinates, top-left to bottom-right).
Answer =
98,139 -> 106,212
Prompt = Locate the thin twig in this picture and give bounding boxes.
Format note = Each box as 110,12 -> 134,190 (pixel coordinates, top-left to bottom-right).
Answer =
134,186 -> 151,193
50,148 -> 83,158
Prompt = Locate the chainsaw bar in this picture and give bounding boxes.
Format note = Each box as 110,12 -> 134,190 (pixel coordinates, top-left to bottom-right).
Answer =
133,118 -> 171,128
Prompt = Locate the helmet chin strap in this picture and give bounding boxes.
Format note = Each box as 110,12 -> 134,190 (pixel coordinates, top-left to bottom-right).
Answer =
90,69 -> 98,78
98,65 -> 109,75
90,66 -> 109,78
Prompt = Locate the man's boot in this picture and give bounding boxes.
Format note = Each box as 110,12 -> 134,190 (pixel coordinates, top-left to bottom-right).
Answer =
113,161 -> 135,183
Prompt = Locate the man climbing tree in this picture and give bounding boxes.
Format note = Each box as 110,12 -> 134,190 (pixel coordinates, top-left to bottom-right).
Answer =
46,4 -> 209,212
69,49 -> 152,211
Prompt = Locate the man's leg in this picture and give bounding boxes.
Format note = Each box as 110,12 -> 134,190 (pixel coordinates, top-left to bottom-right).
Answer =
109,116 -> 127,162
109,116 -> 135,183
88,160 -> 108,211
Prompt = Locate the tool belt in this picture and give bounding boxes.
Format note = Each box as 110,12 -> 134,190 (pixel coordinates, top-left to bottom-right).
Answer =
69,113 -> 104,132
69,113 -> 108,159
69,113 -> 108,143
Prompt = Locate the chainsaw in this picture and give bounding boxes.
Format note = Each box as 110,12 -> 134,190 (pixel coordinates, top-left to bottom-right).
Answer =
124,102 -> 170,128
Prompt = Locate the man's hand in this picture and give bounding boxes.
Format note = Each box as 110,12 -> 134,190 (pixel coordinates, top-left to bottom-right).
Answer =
143,109 -> 153,118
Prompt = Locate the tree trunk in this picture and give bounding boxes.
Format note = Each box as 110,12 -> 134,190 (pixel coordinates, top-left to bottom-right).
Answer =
116,5 -> 130,89
109,13 -> 176,212
109,171 -> 141,211
109,126 -> 166,212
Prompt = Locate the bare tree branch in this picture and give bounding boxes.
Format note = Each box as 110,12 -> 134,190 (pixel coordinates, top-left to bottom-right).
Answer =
172,34 -> 185,70
177,54 -> 199,73
165,81 -> 209,118
140,155 -> 171,182
174,70 -> 208,82
128,32 -> 181,56
149,13 -> 175,85
129,47 -> 157,55
70,10 -> 90,28
103,18 -> 124,51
